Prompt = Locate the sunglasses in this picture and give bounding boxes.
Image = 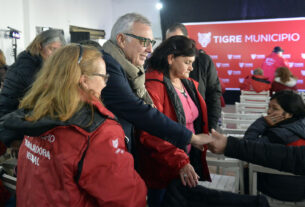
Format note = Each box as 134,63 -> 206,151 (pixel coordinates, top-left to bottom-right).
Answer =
124,33 -> 156,47
92,73 -> 110,83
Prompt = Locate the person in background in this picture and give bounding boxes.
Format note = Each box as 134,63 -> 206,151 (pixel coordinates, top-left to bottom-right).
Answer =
1,44 -> 147,207
243,90 -> 305,201
0,29 -> 65,146
79,39 -> 103,50
261,46 -> 289,81
166,23 -> 222,130
0,49 -> 8,90
270,67 -> 297,94
240,68 -> 271,93
0,30 -> 65,120
219,78 -> 226,108
100,13 -> 212,161
139,36 -> 211,206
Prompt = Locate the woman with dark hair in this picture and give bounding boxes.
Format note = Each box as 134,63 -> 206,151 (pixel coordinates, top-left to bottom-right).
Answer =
270,67 -> 297,94
138,35 -> 210,206
244,90 -> 305,201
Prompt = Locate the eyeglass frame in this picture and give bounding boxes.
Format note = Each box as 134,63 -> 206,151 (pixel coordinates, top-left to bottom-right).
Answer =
92,73 -> 110,83
124,33 -> 156,47
77,45 -> 109,83
78,44 -> 83,64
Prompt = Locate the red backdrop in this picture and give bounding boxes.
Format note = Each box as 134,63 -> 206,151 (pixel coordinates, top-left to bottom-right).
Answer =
184,18 -> 305,91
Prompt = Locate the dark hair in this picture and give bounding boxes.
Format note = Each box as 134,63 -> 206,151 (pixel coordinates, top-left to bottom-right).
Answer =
166,23 -> 188,36
147,36 -> 196,73
271,90 -> 305,119
79,40 -> 103,50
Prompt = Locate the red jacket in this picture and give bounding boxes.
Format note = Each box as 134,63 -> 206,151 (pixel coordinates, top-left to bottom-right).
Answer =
270,77 -> 298,94
15,101 -> 146,207
138,70 -> 210,189
240,75 -> 271,93
261,52 -> 289,81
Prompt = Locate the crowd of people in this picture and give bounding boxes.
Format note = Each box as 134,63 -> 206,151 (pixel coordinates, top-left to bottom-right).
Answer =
0,12 -> 304,207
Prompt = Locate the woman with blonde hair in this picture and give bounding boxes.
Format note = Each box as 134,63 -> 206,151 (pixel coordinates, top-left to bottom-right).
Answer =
0,29 -> 65,122
270,67 -> 297,94
1,44 -> 146,206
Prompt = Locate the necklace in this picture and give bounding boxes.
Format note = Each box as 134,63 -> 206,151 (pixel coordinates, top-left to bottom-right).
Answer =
180,89 -> 188,98
172,82 -> 187,98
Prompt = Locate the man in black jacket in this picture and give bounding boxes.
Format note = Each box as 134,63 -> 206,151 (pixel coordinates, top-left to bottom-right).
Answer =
208,129 -> 305,176
166,23 -> 222,130
100,13 -> 211,156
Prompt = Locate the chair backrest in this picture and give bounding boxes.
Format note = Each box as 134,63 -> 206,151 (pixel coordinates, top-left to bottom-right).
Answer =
248,163 -> 305,206
203,151 -> 244,194
0,166 -> 16,193
235,102 -> 268,114
241,90 -> 269,96
240,95 -> 270,104
221,112 -> 263,130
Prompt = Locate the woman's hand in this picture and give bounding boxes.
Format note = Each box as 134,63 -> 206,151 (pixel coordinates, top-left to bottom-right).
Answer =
179,163 -> 199,188
190,133 -> 214,151
264,114 -> 285,126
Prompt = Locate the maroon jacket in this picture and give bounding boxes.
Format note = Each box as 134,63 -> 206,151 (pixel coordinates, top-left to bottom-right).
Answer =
270,77 -> 298,94
138,70 -> 210,189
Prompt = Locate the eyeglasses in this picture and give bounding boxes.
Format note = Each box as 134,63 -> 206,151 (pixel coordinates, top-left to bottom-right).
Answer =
92,73 -> 110,83
124,33 -> 156,47
78,44 -> 83,64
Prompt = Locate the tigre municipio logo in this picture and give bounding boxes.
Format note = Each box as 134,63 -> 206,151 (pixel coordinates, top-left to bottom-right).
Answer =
198,32 -> 211,48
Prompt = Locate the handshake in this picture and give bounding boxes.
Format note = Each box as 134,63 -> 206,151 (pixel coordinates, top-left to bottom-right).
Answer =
190,129 -> 228,154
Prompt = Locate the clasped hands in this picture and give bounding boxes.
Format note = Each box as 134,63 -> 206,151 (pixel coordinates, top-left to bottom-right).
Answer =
190,129 -> 227,154
181,130 -> 228,187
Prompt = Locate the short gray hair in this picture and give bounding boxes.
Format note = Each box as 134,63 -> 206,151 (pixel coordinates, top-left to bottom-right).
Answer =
110,13 -> 151,43
26,29 -> 66,56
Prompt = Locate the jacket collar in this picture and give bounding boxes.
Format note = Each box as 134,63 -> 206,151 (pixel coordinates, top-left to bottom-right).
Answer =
2,100 -> 115,137
274,77 -> 297,87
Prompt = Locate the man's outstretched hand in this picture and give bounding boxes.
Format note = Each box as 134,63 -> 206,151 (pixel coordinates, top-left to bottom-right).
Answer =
207,129 -> 228,154
190,133 -> 213,150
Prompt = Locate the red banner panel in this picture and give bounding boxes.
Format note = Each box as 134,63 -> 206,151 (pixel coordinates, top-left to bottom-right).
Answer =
184,18 -> 305,90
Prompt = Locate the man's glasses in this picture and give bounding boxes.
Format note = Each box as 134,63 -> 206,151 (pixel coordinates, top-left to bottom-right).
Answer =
92,73 -> 110,83
124,33 -> 156,47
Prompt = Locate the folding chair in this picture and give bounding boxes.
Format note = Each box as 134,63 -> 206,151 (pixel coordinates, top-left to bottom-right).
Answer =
249,163 -> 305,207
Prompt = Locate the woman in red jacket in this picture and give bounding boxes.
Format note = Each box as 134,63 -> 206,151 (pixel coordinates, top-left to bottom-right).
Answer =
2,44 -> 146,207
139,36 -> 211,206
270,67 -> 298,94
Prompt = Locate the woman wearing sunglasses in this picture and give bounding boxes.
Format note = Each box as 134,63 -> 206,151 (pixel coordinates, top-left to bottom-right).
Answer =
1,44 -> 146,207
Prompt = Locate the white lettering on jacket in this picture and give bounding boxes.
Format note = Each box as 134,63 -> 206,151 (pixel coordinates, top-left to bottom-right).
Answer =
26,151 -> 40,166
25,139 -> 51,160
